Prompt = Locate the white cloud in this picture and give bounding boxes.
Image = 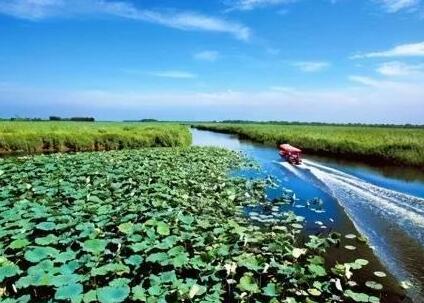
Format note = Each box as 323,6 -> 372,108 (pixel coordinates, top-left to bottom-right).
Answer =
376,61 -> 424,76
352,41 -> 424,59
0,0 -> 251,40
224,0 -> 296,11
292,61 -> 330,72
149,70 -> 197,79
194,51 -> 220,62
375,0 -> 421,13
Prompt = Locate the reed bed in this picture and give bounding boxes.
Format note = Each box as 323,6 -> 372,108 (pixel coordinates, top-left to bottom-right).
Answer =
195,123 -> 424,167
0,122 -> 191,154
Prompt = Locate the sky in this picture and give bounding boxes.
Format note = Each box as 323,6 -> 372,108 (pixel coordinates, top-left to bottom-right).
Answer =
0,0 -> 423,123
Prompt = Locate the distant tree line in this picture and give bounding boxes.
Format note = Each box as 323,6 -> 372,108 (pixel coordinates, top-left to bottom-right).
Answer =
49,116 -> 95,122
123,119 -> 159,122
5,116 -> 95,122
9,117 -> 44,121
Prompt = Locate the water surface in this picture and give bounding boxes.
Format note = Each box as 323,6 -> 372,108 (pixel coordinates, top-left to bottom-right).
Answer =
192,128 -> 424,302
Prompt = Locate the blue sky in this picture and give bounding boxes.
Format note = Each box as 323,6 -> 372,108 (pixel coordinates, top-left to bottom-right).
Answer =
0,0 -> 423,123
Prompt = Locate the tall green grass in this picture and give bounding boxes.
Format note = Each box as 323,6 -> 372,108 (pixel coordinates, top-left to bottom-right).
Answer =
0,122 -> 191,154
195,123 -> 424,167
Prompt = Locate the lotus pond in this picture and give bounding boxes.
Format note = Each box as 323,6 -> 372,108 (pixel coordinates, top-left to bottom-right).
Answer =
1,147 -> 388,302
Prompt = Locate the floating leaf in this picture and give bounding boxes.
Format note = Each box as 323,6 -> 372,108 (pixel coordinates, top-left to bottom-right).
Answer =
0,263 -> 21,282
118,222 -> 134,235
292,248 -> 306,259
9,239 -> 30,250
146,252 -> 168,264
83,290 -> 97,303
308,288 -> 322,296
344,289 -> 370,302
36,221 -> 56,231
24,246 -> 58,263
35,234 -> 59,246
373,271 -> 387,278
132,285 -> 146,301
237,273 -> 259,293
156,221 -> 170,236
189,284 -> 207,299
262,282 -> 278,297
344,245 -> 356,250
55,283 -> 83,302
125,255 -> 143,268
82,239 -> 107,254
365,281 -> 383,290
308,264 -> 326,277
97,285 -> 130,303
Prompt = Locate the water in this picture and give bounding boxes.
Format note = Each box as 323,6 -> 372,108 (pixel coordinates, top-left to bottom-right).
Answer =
191,128 -> 424,302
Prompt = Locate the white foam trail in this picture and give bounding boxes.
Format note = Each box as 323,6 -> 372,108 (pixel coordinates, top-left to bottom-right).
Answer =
280,162 -> 305,179
303,160 -> 424,245
304,160 -> 424,217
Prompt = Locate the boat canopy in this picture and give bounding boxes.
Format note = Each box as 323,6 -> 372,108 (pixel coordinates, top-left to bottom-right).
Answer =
279,144 -> 302,153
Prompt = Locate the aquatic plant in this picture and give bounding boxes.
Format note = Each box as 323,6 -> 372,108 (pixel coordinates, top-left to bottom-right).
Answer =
0,122 -> 191,154
194,123 -> 424,167
0,147 -> 380,302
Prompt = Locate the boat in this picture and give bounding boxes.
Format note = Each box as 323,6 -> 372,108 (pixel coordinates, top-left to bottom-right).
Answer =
279,144 -> 302,165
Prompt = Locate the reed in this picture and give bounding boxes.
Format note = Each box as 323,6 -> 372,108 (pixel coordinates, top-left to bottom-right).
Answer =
195,123 -> 424,167
0,122 -> 192,154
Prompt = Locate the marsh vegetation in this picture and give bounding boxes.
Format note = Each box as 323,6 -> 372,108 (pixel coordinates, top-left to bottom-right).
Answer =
194,123 -> 424,167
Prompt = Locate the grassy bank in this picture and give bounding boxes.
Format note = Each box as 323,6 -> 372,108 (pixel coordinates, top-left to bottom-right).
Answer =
195,123 -> 424,167
0,147 -> 385,302
0,122 -> 191,154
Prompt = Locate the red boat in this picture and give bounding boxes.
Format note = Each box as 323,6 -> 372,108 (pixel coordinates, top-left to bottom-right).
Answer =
279,144 -> 302,165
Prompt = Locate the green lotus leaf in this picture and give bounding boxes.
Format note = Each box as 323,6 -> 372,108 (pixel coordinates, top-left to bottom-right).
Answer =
83,290 -> 97,303
344,290 -> 371,302
24,246 -> 59,263
308,264 -> 327,277
156,221 -> 170,236
0,295 -> 31,303
355,259 -> 369,266
235,254 -> 262,271
55,250 -> 77,263
16,272 -> 54,288
36,221 -> 57,231
237,273 -> 259,293
292,248 -> 306,259
189,284 -> 207,299
132,285 -> 147,301
59,261 -> 80,275
308,288 -> 322,296
125,255 -> 143,268
97,285 -> 130,303
0,262 -> 22,282
373,271 -> 387,278
365,281 -> 383,290
35,234 -> 59,245
9,238 -> 30,249
82,239 -> 107,254
27,259 -> 55,275
262,282 -> 278,297
88,196 -> 103,203
160,271 -> 177,284
179,214 -> 194,225
146,252 -> 169,264
129,242 -> 149,252
118,222 -> 134,234
51,273 -> 82,287
172,252 -> 189,268
55,283 -> 83,302
91,263 -> 130,276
